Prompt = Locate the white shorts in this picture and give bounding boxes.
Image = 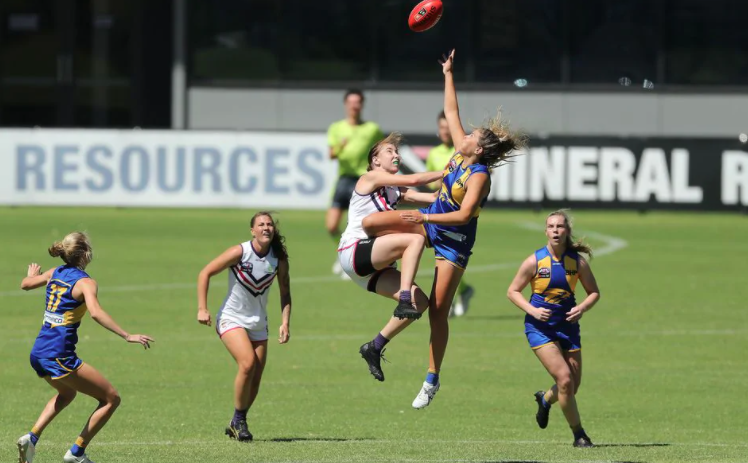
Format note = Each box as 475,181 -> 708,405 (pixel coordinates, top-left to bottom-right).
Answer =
216,314 -> 268,342
337,239 -> 396,292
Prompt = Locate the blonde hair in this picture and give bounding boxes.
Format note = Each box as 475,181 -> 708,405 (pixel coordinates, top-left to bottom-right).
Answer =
367,132 -> 403,171
547,210 -> 593,259
48,232 -> 93,269
476,108 -> 528,169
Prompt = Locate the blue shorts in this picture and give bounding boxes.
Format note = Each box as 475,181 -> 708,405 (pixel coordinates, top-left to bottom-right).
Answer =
525,321 -> 581,352
30,354 -> 84,379
421,220 -> 471,269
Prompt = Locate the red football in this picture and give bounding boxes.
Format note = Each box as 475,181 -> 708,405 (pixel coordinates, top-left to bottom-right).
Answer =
408,0 -> 443,32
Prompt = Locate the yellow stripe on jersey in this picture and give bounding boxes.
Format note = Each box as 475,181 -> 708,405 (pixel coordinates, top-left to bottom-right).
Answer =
531,255 -> 552,295
564,255 -> 579,292
49,303 -> 88,328
543,287 -> 572,305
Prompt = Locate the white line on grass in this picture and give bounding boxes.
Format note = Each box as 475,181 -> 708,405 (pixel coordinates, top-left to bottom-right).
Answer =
0,222 -> 627,298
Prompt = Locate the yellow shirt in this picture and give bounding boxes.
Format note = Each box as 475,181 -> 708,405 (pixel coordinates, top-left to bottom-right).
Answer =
327,120 -> 384,177
426,143 -> 455,190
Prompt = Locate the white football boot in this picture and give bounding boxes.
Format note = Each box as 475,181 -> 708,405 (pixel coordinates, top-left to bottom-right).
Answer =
63,450 -> 94,463
453,286 -> 474,317
412,381 -> 440,409
17,434 -> 35,463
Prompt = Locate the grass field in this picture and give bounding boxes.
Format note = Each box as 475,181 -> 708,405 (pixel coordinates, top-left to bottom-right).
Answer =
1,207 -> 747,463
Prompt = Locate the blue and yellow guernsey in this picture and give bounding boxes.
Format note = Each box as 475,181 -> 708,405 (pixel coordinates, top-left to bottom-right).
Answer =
420,153 -> 490,265
528,247 -> 580,327
31,265 -> 90,359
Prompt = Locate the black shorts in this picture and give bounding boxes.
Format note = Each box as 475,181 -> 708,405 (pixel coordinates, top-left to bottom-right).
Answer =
338,238 -> 397,292
331,175 -> 359,210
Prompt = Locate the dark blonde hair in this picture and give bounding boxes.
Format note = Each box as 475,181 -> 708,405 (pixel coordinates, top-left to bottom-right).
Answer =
366,132 -> 403,171
48,232 -> 93,269
547,210 -> 593,259
476,109 -> 527,169
251,211 -> 288,261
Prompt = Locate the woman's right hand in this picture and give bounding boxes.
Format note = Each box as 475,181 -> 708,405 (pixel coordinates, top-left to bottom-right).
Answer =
27,263 -> 41,277
439,49 -> 455,75
197,308 -> 212,326
532,307 -> 552,322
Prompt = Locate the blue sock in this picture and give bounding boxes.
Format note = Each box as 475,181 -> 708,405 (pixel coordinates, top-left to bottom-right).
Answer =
425,371 -> 439,385
572,427 -> 586,440
372,333 -> 389,352
541,396 -> 550,409
71,444 -> 85,457
29,432 -> 39,446
232,408 -> 248,425
399,290 -> 411,303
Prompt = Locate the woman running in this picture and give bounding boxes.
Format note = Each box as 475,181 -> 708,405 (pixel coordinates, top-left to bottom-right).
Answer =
17,232 -> 153,463
197,211 -> 292,443
507,210 -> 600,448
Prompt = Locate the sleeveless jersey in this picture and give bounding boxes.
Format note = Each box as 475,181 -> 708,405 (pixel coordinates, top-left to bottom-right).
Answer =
31,265 -> 91,358
423,152 -> 490,253
217,241 -> 279,327
338,184 -> 402,249
529,246 -> 580,326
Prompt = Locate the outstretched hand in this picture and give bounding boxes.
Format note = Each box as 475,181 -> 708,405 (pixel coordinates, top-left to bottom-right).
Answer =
439,49 -> 455,75
27,263 -> 41,277
126,334 -> 154,349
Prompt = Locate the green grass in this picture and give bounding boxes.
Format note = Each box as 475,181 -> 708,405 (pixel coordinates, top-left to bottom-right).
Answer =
1,207 -> 747,463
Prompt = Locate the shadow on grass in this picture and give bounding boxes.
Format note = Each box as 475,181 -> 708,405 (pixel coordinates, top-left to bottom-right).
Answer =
480,460 -> 548,463
482,461 -> 644,463
263,437 -> 374,442
595,443 -> 670,448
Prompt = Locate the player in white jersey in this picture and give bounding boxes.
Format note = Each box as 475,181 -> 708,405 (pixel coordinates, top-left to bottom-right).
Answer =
196,211 -> 292,442
336,133 -> 443,382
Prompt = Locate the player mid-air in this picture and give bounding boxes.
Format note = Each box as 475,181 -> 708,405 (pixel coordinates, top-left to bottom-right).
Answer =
363,49 -> 527,408
335,132 -> 442,380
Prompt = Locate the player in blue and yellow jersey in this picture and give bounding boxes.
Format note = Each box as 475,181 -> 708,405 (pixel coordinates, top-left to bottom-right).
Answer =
426,111 -> 475,318
362,49 -> 526,409
507,211 -> 601,448
16,232 -> 153,463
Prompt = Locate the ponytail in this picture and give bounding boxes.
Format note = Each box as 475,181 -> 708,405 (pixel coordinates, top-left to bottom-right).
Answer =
48,232 -> 94,269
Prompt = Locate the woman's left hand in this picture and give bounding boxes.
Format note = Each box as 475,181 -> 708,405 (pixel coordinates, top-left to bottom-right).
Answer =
566,306 -> 585,323
400,210 -> 424,224
278,324 -> 290,344
126,334 -> 155,349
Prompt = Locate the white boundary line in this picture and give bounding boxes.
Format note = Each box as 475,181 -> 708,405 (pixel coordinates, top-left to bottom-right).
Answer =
0,222 -> 627,298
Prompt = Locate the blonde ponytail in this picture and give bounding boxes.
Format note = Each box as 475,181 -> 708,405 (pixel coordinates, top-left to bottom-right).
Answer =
48,232 -> 94,269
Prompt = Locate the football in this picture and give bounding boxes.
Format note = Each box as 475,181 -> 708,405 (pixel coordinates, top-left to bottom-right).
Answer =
408,0 -> 443,32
